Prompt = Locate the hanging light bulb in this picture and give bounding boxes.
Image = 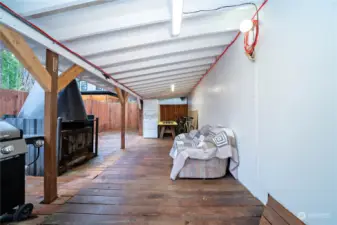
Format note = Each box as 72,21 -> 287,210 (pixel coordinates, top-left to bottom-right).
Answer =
240,19 -> 253,33
171,84 -> 175,92
171,0 -> 184,36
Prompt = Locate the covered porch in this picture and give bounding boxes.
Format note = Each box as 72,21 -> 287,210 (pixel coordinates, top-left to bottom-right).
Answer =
1,0 -> 335,224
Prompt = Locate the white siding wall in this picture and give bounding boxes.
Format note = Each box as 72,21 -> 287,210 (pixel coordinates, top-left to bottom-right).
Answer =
189,1 -> 337,224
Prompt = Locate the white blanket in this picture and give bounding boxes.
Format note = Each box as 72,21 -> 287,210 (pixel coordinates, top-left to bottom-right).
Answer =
170,128 -> 239,180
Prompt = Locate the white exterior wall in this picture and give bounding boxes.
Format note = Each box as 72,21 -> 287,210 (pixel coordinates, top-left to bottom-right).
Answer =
189,1 -> 337,224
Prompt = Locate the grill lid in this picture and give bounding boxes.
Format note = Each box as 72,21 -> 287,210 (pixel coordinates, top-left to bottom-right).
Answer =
0,120 -> 21,141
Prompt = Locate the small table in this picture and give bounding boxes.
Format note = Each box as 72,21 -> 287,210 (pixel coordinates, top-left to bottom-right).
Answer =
158,121 -> 177,139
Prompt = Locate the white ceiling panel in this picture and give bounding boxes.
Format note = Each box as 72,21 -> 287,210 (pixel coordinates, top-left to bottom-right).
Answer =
102,47 -> 223,73
52,7 -> 252,56
2,0 -> 259,99
112,58 -> 214,79
128,75 -> 202,88
132,80 -> 199,91
89,35 -> 228,66
120,68 -> 208,84
136,83 -> 196,93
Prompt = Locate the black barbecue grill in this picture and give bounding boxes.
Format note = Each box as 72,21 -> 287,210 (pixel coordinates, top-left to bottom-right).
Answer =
0,120 -> 34,222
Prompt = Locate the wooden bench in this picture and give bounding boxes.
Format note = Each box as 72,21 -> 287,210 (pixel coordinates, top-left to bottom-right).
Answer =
260,194 -> 306,225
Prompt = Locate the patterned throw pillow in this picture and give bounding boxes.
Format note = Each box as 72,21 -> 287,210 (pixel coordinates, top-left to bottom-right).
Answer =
188,130 -> 200,139
176,141 -> 186,150
192,136 -> 200,145
209,127 -> 226,137
212,131 -> 228,147
199,124 -> 212,136
176,134 -> 186,140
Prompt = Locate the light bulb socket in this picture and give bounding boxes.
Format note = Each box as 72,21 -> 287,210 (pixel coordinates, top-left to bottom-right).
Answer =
240,19 -> 254,33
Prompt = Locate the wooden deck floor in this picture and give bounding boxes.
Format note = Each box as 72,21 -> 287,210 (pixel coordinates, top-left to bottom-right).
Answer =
42,136 -> 263,225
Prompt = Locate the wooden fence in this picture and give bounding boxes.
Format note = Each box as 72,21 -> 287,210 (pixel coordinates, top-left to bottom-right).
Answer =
0,89 -> 138,131
160,104 -> 188,121
0,89 -> 28,116
84,99 -> 139,132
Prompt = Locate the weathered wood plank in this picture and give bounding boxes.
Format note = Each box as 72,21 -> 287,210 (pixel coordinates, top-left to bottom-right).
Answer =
57,64 -> 84,92
259,216 -> 272,225
44,213 -> 261,225
76,188 -> 252,198
267,195 -> 305,225
259,194 -> 306,225
87,182 -> 248,192
138,100 -> 143,136
57,203 -> 263,218
115,87 -> 124,104
68,194 -> 261,207
44,49 -> 58,203
0,89 -> 28,116
91,179 -> 245,188
160,104 -> 188,121
115,88 -> 128,149
120,98 -> 126,149
263,207 -> 288,225
43,133 -> 262,224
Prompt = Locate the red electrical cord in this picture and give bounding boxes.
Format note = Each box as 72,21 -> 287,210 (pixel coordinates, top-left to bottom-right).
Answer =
192,0 -> 268,91
244,19 -> 259,58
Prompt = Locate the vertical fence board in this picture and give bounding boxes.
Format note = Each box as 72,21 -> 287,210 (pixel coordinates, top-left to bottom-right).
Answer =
0,89 -> 28,116
160,104 -> 188,121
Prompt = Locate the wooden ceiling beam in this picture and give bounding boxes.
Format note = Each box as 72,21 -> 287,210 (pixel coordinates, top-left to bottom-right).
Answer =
123,90 -> 129,102
0,24 -> 52,92
115,87 -> 124,104
58,64 -> 84,92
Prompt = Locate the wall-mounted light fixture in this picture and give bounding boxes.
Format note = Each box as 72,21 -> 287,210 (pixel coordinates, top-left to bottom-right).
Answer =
241,19 -> 259,61
240,19 -> 254,33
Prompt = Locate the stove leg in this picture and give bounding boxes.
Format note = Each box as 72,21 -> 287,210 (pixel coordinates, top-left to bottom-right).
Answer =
56,117 -> 62,175
95,117 -> 99,156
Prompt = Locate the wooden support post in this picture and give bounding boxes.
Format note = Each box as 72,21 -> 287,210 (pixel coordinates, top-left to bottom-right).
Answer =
116,87 -> 128,150
121,93 -> 126,149
44,49 -> 59,204
115,87 -> 124,104
57,64 -> 84,92
138,100 -> 143,136
121,91 -> 129,149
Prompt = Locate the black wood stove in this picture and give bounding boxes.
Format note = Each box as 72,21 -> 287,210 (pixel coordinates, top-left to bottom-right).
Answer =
13,79 -> 99,175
